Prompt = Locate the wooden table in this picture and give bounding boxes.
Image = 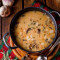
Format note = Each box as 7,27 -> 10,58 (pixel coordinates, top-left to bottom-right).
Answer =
0,0 -> 34,40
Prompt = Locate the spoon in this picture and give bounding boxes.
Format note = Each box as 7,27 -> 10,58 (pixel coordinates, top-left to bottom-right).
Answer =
37,37 -> 60,60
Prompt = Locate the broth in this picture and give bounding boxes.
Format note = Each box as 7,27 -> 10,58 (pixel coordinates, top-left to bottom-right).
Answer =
14,11 -> 55,51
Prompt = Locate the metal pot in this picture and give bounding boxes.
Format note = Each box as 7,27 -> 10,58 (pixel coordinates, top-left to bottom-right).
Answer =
3,7 -> 60,54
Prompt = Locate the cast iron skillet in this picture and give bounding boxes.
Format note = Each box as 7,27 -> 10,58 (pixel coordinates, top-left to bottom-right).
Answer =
3,7 -> 60,53
3,0 -> 60,54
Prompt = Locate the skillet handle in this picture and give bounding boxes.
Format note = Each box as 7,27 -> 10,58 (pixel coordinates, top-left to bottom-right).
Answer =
50,11 -> 60,17
22,0 -> 24,9
3,32 -> 17,49
50,11 -> 60,28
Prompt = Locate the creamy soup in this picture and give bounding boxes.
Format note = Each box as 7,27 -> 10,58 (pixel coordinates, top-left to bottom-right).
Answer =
14,11 -> 55,51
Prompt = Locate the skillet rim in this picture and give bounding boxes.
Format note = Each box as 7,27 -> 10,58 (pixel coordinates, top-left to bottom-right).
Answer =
10,7 -> 57,53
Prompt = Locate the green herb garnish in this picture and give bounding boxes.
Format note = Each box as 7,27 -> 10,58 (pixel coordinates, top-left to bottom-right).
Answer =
43,26 -> 46,31
38,24 -> 41,26
43,13 -> 46,16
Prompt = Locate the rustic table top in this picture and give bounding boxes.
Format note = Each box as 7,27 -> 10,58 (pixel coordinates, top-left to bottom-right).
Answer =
0,0 -> 34,40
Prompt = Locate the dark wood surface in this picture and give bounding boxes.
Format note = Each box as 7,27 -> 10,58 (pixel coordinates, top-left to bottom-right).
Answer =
0,1 -> 2,39
0,0 -> 34,40
0,17 -> 1,39
38,0 -> 60,12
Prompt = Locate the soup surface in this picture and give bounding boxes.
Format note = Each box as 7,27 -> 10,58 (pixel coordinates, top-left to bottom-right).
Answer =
14,11 -> 55,51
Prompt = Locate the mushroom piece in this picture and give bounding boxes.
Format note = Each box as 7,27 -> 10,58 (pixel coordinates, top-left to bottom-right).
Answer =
26,28 -> 32,34
0,6 -> 10,17
2,0 -> 14,6
37,29 -> 41,34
